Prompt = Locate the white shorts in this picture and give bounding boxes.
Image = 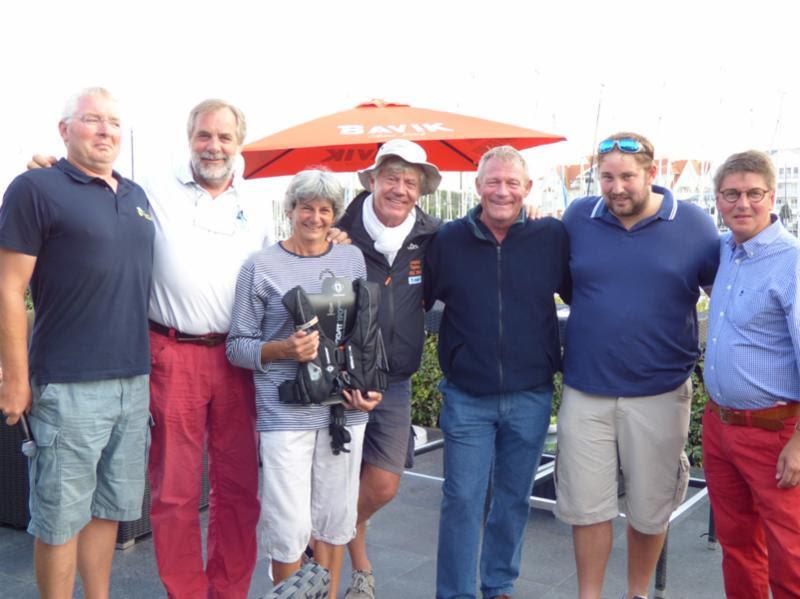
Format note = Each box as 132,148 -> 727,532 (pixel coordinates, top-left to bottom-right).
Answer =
258,424 -> 366,563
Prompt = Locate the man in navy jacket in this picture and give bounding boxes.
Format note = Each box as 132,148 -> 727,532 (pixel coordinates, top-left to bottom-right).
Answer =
424,145 -> 571,599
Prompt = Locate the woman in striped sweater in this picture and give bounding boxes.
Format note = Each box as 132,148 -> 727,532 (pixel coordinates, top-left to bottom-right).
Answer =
226,169 -> 383,598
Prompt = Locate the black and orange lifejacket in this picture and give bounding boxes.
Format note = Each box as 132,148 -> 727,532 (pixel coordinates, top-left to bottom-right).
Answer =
278,279 -> 389,454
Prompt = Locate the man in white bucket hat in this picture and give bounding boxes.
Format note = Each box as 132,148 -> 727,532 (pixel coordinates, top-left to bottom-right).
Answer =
337,138 -> 442,598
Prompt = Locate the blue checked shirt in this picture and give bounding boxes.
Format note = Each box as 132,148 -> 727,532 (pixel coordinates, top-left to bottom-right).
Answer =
705,217 -> 800,409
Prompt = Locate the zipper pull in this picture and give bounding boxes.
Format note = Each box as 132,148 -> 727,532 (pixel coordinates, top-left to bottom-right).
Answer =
384,276 -> 392,287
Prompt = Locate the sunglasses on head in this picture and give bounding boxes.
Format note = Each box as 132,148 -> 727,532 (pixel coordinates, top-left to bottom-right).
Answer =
597,138 -> 646,155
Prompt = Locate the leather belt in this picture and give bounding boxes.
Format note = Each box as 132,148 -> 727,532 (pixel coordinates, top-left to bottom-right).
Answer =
149,320 -> 227,347
708,398 -> 800,432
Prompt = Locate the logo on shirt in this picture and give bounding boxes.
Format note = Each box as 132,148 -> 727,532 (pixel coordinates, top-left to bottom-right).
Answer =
407,242 -> 419,250
408,259 -> 423,285
136,206 -> 153,221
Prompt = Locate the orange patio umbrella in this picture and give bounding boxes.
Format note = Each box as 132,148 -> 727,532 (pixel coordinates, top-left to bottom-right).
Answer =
242,99 -> 565,179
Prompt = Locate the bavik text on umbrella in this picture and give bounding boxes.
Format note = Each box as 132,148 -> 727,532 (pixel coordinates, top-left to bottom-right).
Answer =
242,99 -> 565,179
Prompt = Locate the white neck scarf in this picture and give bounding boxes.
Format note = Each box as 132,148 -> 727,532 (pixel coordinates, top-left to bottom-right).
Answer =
362,194 -> 416,266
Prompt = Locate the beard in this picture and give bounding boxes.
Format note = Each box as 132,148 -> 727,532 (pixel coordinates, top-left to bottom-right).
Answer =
605,190 -> 649,218
191,150 -> 235,186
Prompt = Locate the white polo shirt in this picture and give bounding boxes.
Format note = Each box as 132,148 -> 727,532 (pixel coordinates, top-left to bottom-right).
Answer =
143,162 -> 274,335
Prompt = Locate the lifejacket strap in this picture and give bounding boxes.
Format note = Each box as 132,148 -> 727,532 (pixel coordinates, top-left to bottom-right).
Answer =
329,403 -> 352,455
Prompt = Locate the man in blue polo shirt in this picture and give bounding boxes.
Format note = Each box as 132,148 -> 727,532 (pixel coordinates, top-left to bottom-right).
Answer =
554,132 -> 719,599
703,150 -> 800,598
0,87 -> 154,598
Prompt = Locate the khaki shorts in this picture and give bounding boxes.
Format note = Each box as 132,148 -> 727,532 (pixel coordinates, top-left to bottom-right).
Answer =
553,380 -> 691,534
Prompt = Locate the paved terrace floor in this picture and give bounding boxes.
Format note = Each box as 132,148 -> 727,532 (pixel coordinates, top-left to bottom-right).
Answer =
0,432 -> 724,598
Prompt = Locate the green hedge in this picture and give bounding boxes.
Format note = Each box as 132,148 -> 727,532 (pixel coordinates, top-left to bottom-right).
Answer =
411,334 -> 709,466
687,357 -> 708,466
410,334 -> 443,428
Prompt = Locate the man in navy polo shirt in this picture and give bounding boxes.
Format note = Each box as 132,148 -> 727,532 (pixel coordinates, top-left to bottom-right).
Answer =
0,87 -> 154,598
554,132 -> 719,599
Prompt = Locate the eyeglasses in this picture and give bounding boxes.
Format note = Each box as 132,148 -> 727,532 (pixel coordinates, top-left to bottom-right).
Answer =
74,114 -> 121,130
718,188 -> 771,203
598,138 -> 647,155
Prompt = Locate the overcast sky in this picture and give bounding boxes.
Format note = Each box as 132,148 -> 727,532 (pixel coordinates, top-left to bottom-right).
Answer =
3,0 -> 798,195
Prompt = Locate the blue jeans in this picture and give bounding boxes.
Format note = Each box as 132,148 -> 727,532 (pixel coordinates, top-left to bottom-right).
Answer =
436,378 -> 552,599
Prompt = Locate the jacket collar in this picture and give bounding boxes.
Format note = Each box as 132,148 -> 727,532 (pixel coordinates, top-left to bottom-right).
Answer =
465,204 -> 525,242
342,190 -> 440,238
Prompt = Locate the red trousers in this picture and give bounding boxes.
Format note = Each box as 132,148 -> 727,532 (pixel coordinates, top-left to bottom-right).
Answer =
703,405 -> 800,599
148,331 -> 260,599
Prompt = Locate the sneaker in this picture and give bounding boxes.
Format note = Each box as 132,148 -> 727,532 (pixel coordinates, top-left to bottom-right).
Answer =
344,570 -> 375,599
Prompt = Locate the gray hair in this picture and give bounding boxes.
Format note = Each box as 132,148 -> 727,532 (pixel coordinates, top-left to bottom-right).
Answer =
284,169 -> 345,219
477,145 -> 530,183
187,99 -> 247,145
373,157 -> 427,191
61,87 -> 117,122
714,150 -> 776,192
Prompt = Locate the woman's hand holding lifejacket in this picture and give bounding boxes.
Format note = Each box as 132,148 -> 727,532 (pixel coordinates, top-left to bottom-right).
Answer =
259,330 -> 319,364
342,389 -> 382,412
283,330 -> 319,362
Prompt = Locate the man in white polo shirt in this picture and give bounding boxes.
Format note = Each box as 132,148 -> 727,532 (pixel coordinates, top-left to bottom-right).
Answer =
143,99 -> 268,599
129,101 -> 344,598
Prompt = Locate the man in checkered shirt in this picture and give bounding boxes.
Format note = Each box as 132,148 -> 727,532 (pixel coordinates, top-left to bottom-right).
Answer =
703,149 -> 800,599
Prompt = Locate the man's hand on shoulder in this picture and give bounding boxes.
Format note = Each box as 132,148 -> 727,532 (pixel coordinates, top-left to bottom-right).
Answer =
26,155 -> 58,171
525,204 -> 559,220
776,428 -> 800,488
525,204 -> 542,220
327,227 -> 351,245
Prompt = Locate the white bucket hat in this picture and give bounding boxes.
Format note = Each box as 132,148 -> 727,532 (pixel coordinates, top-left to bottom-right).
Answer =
357,139 -> 442,196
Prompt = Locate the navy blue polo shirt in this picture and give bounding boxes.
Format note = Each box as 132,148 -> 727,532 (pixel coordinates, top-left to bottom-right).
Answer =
562,186 -> 719,396
0,159 -> 154,384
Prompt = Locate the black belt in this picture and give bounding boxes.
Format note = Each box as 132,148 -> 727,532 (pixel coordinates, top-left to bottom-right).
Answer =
148,321 -> 227,347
